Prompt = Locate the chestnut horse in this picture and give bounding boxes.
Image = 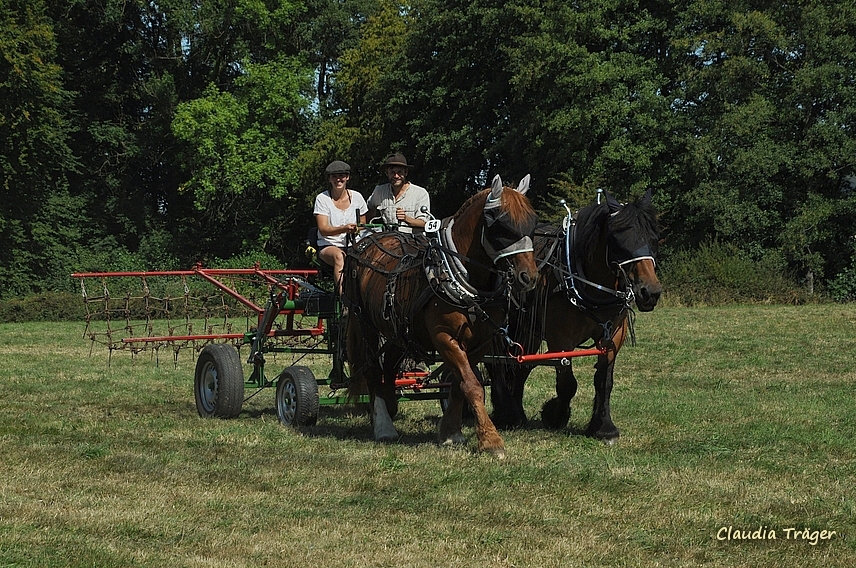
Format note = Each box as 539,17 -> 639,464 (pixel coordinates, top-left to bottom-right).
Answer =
488,189 -> 661,441
344,175 -> 538,457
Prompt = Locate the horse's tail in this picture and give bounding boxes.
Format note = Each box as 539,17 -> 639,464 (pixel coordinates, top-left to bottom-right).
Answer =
344,310 -> 369,403
342,248 -> 370,403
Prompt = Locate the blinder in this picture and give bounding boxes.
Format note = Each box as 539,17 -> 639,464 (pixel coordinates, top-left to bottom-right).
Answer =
482,207 -> 536,263
609,243 -> 657,270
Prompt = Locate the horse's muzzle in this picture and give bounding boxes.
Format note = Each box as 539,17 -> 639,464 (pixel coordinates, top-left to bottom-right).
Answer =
515,268 -> 537,293
635,281 -> 662,311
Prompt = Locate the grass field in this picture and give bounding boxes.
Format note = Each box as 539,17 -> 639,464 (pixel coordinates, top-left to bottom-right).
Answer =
1,304 -> 854,567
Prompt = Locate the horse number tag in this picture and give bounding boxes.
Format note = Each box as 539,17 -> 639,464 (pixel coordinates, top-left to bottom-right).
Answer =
425,219 -> 441,233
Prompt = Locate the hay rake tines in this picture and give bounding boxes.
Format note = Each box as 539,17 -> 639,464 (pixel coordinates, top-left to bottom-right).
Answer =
72,265 -> 321,351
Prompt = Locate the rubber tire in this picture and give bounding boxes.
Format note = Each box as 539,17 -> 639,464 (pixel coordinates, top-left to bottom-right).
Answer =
276,366 -> 319,427
194,343 -> 244,418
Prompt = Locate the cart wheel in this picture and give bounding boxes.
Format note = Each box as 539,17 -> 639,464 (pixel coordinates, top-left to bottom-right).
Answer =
194,343 -> 244,418
439,365 -> 484,418
276,366 -> 319,427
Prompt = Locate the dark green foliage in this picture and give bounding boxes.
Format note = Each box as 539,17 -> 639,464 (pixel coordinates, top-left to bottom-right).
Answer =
660,241 -> 810,305
209,251 -> 287,271
1,0 -> 856,306
0,0 -> 80,297
827,261 -> 856,303
0,292 -> 84,322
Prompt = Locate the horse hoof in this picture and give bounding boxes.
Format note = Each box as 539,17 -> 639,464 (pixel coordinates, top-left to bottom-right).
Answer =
586,423 -> 619,442
440,433 -> 467,446
483,446 -> 506,459
599,431 -> 620,444
374,426 -> 399,443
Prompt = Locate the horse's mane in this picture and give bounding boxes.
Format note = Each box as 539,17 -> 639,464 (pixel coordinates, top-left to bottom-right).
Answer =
452,190 -> 489,222
453,184 -> 535,225
610,198 -> 659,237
574,202 -> 610,259
575,195 -> 659,262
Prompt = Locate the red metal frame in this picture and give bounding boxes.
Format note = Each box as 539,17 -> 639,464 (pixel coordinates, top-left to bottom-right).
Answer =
515,346 -> 607,363
71,264 -> 325,344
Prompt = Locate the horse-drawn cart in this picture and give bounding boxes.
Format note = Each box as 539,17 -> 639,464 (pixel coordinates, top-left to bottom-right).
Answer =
71,261 -> 608,431
72,184 -> 658,451
71,264 -> 504,426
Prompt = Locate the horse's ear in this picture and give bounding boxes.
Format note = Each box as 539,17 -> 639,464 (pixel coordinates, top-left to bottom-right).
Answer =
488,174 -> 504,204
516,174 -> 531,195
642,187 -> 652,204
605,191 -> 622,213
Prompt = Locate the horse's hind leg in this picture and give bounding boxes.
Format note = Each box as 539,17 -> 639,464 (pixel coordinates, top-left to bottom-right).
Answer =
489,364 -> 530,429
381,347 -> 402,419
347,317 -> 398,442
541,364 -> 578,430
369,349 -> 400,443
371,393 -> 399,442
370,367 -> 399,443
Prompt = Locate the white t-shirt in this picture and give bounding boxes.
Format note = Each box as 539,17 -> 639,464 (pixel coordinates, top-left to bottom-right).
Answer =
313,190 -> 368,248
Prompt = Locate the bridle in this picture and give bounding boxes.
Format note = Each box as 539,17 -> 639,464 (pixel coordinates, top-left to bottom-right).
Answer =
552,199 -> 657,347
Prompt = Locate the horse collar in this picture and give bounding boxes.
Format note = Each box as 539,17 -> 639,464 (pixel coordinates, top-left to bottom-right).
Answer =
423,217 -> 505,308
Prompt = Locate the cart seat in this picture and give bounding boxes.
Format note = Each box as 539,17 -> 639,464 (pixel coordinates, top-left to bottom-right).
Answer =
306,227 -> 335,274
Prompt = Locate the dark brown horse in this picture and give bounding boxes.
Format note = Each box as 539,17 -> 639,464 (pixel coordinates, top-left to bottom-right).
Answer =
489,189 -> 661,441
344,174 -> 539,457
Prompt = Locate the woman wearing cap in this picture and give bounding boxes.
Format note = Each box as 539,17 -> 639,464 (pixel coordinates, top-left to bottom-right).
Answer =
313,160 -> 367,292
367,153 -> 431,234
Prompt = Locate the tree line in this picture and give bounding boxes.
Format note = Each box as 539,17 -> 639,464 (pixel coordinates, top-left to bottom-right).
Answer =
2,0 -> 855,301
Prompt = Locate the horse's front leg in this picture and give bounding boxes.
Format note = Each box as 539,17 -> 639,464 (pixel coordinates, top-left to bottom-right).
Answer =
438,356 -> 505,457
462,361 -> 505,457
586,352 -> 619,441
541,363 -> 578,430
586,322 -> 626,442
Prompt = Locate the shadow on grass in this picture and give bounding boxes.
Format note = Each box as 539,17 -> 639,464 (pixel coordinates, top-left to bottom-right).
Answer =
491,412 -> 600,440
242,403 -> 446,446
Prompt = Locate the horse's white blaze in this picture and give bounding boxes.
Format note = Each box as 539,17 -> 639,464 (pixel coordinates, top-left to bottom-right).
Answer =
371,397 -> 398,442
